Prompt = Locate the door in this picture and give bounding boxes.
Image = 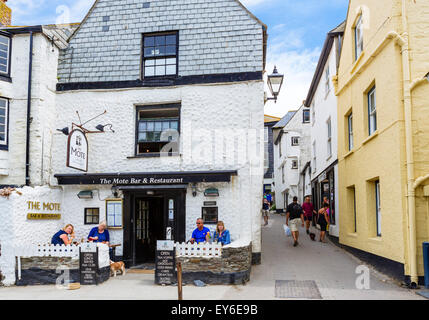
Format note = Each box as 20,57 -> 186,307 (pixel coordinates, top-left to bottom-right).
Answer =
135,197 -> 164,263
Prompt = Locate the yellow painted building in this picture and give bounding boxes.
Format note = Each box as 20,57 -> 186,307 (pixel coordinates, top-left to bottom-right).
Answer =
336,0 -> 429,285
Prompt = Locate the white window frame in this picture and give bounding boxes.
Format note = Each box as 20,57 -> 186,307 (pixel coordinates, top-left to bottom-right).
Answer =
354,15 -> 364,60
291,160 -> 298,169
348,113 -> 354,151
0,97 -> 8,147
303,109 -> 310,123
106,199 -> 123,229
291,136 -> 299,146
375,180 -> 381,237
325,66 -> 330,96
368,86 -> 377,135
0,35 -> 11,76
327,118 -> 332,158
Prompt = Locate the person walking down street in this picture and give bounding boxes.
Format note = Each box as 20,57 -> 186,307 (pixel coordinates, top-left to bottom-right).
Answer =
317,203 -> 330,243
266,192 -> 273,206
286,196 -> 305,247
302,196 -> 317,234
262,198 -> 270,226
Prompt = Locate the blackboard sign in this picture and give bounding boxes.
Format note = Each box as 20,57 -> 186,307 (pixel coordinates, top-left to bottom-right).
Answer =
80,244 -> 98,285
155,240 -> 176,285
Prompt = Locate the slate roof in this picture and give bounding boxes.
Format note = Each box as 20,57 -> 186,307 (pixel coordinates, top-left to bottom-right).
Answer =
273,111 -> 297,129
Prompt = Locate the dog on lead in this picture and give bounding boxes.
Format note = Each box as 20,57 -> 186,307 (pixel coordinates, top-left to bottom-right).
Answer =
110,260 -> 126,277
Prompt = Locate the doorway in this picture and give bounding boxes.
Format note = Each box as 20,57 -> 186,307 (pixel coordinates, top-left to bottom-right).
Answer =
122,188 -> 186,267
135,197 -> 164,263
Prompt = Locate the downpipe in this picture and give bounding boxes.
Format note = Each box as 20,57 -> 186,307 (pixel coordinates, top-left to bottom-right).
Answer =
25,32 -> 34,186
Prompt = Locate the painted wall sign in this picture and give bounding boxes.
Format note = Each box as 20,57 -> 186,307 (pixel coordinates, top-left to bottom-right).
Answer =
27,201 -> 61,220
27,213 -> 61,220
67,129 -> 89,172
55,171 -> 237,185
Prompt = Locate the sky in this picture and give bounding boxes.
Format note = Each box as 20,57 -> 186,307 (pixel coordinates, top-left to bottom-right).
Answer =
8,0 -> 349,117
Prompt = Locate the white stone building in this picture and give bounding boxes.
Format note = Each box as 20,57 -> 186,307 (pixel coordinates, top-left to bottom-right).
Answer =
0,0 -> 267,285
305,22 -> 344,237
272,106 -> 312,211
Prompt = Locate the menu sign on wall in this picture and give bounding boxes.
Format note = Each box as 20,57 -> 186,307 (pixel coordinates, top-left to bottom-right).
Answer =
67,129 -> 88,172
155,240 -> 176,285
80,243 -> 98,285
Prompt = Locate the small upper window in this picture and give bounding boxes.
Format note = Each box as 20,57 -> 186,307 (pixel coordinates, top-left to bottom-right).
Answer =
137,104 -> 180,155
303,109 -> 310,123
0,35 -> 10,76
291,137 -> 299,146
291,160 -> 298,169
0,98 -> 8,147
354,15 -> 364,60
143,32 -> 178,78
368,86 -> 377,135
325,66 -> 330,95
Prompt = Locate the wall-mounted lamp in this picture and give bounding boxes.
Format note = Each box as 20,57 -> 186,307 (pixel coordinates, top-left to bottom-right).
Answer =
266,66 -> 284,103
111,185 -> 119,198
96,124 -> 115,133
192,183 -> 197,197
77,190 -> 93,199
56,127 -> 70,136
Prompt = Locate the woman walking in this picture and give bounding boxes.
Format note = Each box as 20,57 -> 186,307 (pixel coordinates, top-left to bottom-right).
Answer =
317,203 -> 330,243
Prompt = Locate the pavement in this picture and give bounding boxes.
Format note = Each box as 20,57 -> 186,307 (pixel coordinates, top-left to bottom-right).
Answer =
0,213 -> 425,300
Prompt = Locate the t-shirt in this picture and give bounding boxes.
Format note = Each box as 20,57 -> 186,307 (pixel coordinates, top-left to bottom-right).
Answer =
51,230 -> 67,245
262,202 -> 269,210
88,227 -> 110,243
302,202 -> 314,217
266,194 -> 272,202
287,202 -> 304,220
192,227 -> 210,243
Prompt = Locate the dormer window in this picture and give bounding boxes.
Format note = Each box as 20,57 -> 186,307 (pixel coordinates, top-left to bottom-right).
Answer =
354,15 -> 364,60
0,35 -> 11,77
143,32 -> 178,78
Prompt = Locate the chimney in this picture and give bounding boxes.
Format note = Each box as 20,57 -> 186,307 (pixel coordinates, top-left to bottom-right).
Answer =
0,0 -> 11,27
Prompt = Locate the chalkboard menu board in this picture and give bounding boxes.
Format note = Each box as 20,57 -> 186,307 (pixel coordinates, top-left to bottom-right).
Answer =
80,244 -> 99,285
155,240 -> 176,285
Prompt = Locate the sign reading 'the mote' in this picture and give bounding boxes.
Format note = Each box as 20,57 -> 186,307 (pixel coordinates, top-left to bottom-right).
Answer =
67,129 -> 88,172
155,240 -> 176,285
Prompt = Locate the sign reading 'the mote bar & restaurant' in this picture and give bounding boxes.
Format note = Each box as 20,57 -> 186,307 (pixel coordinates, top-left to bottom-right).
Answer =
67,129 -> 88,172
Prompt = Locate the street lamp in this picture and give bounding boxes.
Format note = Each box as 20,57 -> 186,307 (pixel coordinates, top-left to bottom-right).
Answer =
267,66 -> 284,103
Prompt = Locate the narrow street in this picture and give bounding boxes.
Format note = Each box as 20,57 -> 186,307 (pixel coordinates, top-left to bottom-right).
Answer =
0,213 -> 423,300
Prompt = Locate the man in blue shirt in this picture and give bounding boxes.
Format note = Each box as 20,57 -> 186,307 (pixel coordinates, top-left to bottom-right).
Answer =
190,218 -> 210,244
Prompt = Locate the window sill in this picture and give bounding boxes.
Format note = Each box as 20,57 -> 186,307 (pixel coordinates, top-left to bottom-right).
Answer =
368,237 -> 382,243
344,149 -> 354,159
347,233 -> 358,238
107,227 -> 123,230
0,74 -> 11,83
350,51 -> 365,74
128,153 -> 180,159
362,131 -> 379,145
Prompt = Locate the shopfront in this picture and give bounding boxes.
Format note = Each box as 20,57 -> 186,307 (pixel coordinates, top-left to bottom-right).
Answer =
55,171 -> 236,267
311,161 -> 339,237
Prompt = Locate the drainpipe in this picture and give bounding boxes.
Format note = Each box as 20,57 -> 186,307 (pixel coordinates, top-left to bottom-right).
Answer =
400,0 -> 418,287
25,31 -> 34,186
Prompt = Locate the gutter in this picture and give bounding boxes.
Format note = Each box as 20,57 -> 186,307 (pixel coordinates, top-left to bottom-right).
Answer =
25,32 -> 34,186
400,0 -> 418,287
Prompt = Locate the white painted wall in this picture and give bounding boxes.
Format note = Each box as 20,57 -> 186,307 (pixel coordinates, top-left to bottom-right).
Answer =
308,38 -> 340,237
0,33 -> 60,186
273,105 -> 312,210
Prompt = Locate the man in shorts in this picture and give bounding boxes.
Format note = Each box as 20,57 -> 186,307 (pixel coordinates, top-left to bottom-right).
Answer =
286,196 -> 305,247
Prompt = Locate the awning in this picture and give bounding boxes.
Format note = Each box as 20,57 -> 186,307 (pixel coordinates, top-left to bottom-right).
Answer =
54,170 -> 238,185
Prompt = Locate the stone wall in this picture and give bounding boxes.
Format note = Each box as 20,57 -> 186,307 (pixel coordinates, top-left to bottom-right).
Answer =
15,256 -> 110,286
177,244 -> 252,285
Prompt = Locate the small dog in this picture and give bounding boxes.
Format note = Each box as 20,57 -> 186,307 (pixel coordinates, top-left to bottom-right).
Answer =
110,260 -> 126,277
309,233 -> 316,241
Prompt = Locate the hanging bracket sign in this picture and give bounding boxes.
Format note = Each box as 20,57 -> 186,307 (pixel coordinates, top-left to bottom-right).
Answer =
67,129 -> 89,172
